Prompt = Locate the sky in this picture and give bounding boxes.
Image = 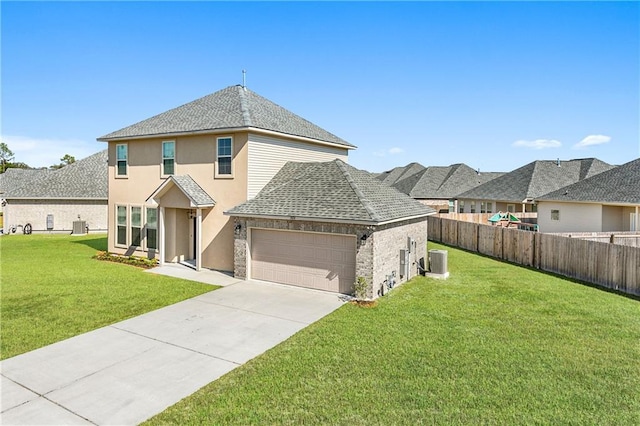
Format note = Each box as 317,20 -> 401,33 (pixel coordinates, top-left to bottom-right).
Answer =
2,1 -> 639,173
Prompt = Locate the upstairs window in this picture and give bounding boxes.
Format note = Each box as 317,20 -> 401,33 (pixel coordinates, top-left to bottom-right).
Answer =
216,137 -> 233,176
116,144 -> 128,176
162,141 -> 175,176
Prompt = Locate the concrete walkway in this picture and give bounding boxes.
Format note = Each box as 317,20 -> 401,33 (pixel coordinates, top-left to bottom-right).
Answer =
1,270 -> 345,425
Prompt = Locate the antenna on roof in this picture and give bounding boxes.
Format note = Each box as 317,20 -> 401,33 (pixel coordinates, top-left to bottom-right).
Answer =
242,70 -> 247,90
556,158 -> 561,167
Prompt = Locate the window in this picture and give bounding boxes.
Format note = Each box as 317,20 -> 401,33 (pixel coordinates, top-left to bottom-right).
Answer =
470,201 -> 476,213
146,207 -> 158,250
216,137 -> 233,176
486,202 -> 493,214
116,144 -> 128,176
459,200 -> 465,213
532,203 -> 538,213
448,200 -> 455,213
116,205 -> 127,246
507,204 -> 515,213
162,141 -> 175,176
551,209 -> 560,221
131,207 -> 142,247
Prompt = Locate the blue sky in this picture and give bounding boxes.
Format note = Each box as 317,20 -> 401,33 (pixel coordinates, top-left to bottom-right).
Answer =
2,1 -> 639,173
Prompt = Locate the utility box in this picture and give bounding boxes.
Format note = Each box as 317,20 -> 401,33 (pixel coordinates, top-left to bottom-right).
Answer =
429,250 -> 448,275
46,214 -> 54,231
399,249 -> 408,277
72,220 -> 87,235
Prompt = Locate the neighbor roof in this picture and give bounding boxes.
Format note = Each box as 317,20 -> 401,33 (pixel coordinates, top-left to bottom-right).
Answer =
5,150 -> 108,199
98,85 -> 355,149
392,163 -> 504,199
376,162 -> 425,186
226,159 -> 435,224
457,158 -> 614,202
536,158 -> 640,205
0,168 -> 52,196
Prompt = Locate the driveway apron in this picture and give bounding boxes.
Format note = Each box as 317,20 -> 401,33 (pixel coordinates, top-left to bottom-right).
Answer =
1,280 -> 345,425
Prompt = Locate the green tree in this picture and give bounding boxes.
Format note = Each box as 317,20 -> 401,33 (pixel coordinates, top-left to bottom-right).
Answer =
0,142 -> 15,173
60,154 -> 76,165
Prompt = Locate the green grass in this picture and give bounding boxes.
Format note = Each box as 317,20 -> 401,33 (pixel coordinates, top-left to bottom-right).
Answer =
1,234 -> 216,360
148,242 -> 640,425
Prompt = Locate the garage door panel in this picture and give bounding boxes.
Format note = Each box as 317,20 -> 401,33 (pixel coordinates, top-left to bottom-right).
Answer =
251,229 -> 356,294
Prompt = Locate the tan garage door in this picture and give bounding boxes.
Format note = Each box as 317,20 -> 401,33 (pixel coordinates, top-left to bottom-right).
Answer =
251,229 -> 356,294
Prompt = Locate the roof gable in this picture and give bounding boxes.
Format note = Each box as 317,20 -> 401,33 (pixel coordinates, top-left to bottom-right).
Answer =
226,159 -> 434,224
98,85 -> 354,148
537,158 -> 640,204
147,175 -> 216,208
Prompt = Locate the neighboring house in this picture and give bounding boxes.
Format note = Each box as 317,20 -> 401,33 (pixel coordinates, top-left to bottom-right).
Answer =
536,158 -> 640,233
457,158 -> 614,214
2,151 -> 108,233
378,162 -> 503,213
97,85 -> 355,273
226,159 -> 435,298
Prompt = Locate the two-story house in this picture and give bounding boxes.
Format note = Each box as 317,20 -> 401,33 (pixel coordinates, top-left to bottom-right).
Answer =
98,85 -> 355,272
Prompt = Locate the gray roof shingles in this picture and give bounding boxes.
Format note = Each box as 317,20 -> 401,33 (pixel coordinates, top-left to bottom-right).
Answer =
169,175 -> 216,207
98,85 -> 355,148
0,168 -> 52,196
537,158 -> 640,204
5,150 -> 108,199
457,158 -> 615,202
226,159 -> 435,224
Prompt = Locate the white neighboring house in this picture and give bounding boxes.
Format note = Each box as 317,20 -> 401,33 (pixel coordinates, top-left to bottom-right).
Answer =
536,158 -> 640,233
2,150 -> 108,233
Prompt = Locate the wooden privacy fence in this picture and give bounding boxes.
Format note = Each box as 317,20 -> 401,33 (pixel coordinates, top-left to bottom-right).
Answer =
427,216 -> 640,296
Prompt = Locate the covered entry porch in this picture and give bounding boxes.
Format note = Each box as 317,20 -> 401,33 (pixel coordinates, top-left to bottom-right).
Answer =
147,175 -> 216,271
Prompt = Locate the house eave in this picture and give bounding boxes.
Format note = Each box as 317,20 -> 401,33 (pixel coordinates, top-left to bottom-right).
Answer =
98,126 -> 355,150
224,211 -> 433,226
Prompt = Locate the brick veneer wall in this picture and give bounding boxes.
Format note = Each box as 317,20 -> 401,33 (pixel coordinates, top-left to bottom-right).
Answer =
232,216 -> 429,299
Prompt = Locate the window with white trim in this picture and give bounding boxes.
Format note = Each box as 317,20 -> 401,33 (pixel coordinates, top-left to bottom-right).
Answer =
131,206 -> 142,247
551,209 -> 560,221
216,137 -> 233,176
459,200 -> 465,213
116,144 -> 128,177
116,205 -> 127,246
162,141 -> 175,176
470,201 -> 476,213
486,202 -> 493,213
146,207 -> 158,250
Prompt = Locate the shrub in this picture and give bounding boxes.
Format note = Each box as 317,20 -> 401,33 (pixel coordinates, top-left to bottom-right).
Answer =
93,251 -> 158,269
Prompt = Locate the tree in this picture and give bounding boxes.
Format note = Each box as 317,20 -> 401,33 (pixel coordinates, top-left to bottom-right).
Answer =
0,142 -> 15,173
51,154 -> 76,169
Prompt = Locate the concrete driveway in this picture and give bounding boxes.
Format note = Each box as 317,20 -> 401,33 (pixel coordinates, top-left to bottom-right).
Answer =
1,278 -> 345,425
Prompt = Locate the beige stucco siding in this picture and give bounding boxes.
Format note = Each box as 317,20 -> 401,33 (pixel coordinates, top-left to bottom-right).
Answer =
107,133 -> 249,271
4,199 -> 107,232
247,134 -> 348,199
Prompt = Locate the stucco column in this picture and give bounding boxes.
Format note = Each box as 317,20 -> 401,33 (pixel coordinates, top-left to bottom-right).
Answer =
159,207 -> 165,266
196,208 -> 202,271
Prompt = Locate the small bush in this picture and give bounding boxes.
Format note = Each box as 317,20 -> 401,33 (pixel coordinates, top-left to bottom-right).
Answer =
93,251 -> 158,269
353,276 -> 369,300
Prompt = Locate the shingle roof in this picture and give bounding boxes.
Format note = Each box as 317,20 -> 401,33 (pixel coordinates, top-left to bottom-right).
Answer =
0,168 -> 52,196
226,159 -> 435,224
98,85 -> 355,148
457,158 -> 614,202
5,151 -> 107,199
376,162 -> 425,186
536,158 -> 640,204
392,163 -> 504,199
168,175 -> 216,207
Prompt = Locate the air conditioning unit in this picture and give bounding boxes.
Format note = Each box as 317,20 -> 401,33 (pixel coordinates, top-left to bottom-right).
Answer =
72,220 -> 87,235
429,249 -> 448,275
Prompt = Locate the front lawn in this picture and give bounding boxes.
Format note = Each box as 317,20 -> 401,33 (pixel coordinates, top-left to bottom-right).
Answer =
1,234 -> 216,360
148,242 -> 640,425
